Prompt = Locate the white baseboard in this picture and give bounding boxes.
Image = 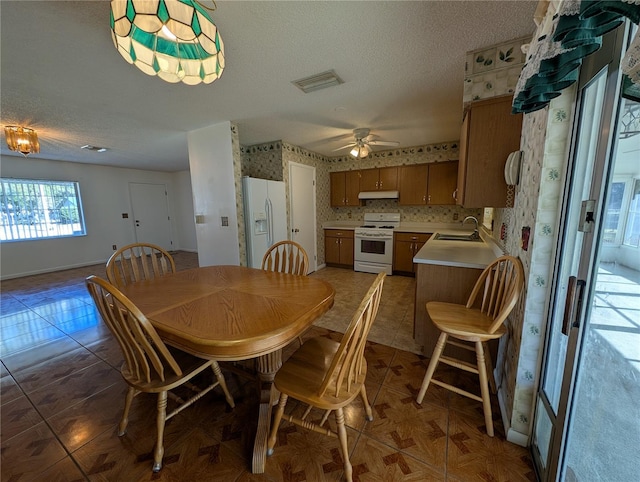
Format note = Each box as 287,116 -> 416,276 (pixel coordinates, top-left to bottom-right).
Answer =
315,263 -> 327,271
497,386 -> 530,447
0,259 -> 107,281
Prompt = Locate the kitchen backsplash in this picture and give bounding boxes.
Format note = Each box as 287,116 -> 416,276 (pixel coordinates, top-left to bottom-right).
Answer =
331,204 -> 481,224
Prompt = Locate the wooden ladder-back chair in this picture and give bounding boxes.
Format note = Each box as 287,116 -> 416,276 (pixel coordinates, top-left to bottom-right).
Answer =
106,242 -> 176,289
261,240 -> 309,276
85,275 -> 235,472
416,255 -> 524,436
267,272 -> 386,482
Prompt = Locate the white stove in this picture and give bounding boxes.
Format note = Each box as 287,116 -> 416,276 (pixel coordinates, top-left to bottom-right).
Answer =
354,213 -> 400,275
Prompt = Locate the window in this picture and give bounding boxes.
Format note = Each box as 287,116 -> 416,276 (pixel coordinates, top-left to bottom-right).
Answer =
1,178 -> 86,242
603,181 -> 625,244
623,179 -> 640,247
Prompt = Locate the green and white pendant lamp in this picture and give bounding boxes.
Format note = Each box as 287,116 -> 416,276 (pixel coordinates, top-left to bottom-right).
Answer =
110,0 -> 224,85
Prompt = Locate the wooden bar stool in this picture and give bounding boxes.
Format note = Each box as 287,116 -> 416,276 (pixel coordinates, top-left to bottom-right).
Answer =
416,255 -> 524,436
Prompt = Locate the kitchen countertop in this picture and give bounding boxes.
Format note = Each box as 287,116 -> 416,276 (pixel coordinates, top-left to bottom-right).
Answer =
321,220 -> 504,270
413,230 -> 504,269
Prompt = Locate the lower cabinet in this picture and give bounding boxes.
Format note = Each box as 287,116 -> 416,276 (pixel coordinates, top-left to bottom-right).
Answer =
324,229 -> 354,267
393,232 -> 431,274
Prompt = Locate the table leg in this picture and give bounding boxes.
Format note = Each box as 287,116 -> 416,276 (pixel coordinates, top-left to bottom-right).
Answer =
252,349 -> 282,473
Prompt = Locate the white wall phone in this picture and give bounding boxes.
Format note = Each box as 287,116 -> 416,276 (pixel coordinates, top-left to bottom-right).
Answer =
504,150 -> 523,185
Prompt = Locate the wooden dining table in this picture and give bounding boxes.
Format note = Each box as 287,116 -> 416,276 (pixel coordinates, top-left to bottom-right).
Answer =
119,264 -> 335,473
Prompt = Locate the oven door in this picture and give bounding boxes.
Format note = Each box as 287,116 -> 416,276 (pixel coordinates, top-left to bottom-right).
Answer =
354,235 -> 393,264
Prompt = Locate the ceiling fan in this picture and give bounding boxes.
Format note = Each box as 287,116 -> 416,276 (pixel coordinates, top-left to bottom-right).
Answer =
333,128 -> 399,158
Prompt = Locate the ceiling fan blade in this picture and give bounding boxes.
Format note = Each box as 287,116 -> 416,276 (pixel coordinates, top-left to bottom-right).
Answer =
332,142 -> 356,151
368,140 -> 400,147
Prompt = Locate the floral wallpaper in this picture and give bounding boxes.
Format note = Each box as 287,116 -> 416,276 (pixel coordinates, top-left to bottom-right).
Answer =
464,36 -> 529,105
489,85 -> 577,440
231,123 -> 246,267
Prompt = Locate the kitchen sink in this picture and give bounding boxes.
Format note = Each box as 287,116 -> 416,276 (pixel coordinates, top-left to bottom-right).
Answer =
433,233 -> 483,242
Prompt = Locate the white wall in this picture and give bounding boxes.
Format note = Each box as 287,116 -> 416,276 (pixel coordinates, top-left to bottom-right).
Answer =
173,170 -> 198,251
0,155 -> 195,279
187,122 -> 240,266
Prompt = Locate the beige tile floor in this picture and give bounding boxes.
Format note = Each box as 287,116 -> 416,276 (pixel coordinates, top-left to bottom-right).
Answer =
1,252 -> 535,481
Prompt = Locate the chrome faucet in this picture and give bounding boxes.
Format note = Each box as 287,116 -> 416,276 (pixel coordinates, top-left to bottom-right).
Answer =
463,216 -> 480,239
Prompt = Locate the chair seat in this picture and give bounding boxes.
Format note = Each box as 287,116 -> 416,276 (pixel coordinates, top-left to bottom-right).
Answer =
426,301 -> 507,341
274,337 -> 366,410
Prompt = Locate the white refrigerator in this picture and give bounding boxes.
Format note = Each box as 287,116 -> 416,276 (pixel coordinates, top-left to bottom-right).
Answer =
242,177 -> 288,268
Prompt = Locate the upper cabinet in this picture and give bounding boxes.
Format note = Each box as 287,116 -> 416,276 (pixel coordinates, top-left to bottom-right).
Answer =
398,162 -> 458,206
329,161 -> 458,207
330,170 -> 361,207
456,95 -> 523,208
427,161 -> 458,205
398,164 -> 428,205
359,167 -> 399,191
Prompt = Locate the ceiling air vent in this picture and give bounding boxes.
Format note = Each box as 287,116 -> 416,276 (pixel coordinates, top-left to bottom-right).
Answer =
292,70 -> 344,93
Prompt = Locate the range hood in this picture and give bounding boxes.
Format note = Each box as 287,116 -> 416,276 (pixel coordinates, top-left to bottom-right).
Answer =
358,190 -> 399,200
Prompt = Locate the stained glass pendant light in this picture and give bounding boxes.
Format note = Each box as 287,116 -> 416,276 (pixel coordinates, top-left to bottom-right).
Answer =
4,126 -> 40,156
110,0 -> 224,85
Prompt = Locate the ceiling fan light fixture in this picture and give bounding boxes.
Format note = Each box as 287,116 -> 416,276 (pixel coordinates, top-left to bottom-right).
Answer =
4,126 -> 40,157
110,0 -> 225,85
349,144 -> 370,159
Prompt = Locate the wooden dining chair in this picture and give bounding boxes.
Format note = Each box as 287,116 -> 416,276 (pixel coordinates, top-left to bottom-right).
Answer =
416,255 -> 524,437
266,272 -> 385,482
261,240 -> 309,276
262,240 -> 310,346
106,242 -> 176,289
85,275 -> 235,472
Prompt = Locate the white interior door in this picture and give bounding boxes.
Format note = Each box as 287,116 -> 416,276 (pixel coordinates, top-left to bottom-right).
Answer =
289,162 -> 317,273
129,182 -> 173,251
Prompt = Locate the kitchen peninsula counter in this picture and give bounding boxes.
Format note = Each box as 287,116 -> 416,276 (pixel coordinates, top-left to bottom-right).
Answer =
413,231 -> 503,269
412,231 -> 504,358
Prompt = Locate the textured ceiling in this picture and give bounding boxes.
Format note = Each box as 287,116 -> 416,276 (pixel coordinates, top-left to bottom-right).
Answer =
0,1 -> 537,172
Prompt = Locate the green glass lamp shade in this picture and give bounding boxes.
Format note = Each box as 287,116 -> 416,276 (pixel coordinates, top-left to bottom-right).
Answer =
110,0 -> 224,85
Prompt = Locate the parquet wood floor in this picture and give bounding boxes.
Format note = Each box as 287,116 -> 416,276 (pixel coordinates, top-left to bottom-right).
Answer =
1,252 -> 535,481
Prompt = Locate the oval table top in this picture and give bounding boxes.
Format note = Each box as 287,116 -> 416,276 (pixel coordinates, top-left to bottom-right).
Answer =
121,265 -> 335,361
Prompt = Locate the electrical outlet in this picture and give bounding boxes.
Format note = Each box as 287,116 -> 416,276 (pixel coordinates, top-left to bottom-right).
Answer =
112,244 -> 117,250
453,213 -> 459,221
221,216 -> 229,227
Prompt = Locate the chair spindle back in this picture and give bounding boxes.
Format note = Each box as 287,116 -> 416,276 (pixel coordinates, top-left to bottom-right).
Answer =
261,240 -> 309,276
86,275 -> 181,384
318,272 -> 385,398
106,243 -> 176,289
466,255 -> 524,334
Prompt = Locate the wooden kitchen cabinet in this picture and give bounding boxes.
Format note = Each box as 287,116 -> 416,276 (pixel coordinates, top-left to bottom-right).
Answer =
359,167 -> 398,191
330,171 -> 361,207
456,95 -> 523,207
324,229 -> 354,267
398,164 -> 428,205
427,161 -> 458,205
393,232 -> 431,274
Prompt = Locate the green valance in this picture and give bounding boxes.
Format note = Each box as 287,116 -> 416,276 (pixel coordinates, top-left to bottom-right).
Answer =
513,0 -> 640,114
